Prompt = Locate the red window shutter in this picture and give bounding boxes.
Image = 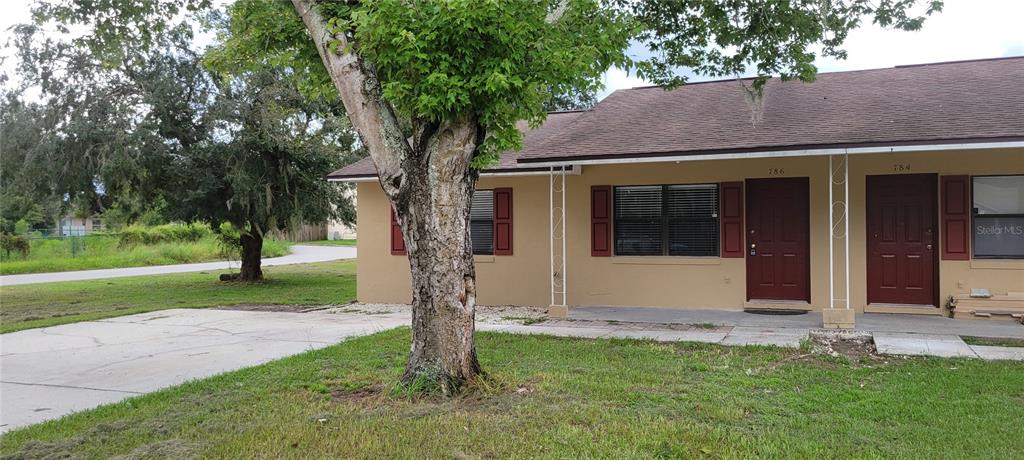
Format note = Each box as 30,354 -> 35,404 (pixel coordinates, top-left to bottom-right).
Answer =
719,182 -> 744,258
941,175 -> 970,260
493,188 -> 513,255
390,206 -> 406,255
591,186 -> 612,257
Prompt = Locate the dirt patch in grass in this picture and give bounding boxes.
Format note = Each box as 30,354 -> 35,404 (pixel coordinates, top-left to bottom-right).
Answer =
112,439 -> 200,460
809,329 -> 877,359
961,336 -> 1024,348
330,384 -> 385,403
4,421 -> 132,459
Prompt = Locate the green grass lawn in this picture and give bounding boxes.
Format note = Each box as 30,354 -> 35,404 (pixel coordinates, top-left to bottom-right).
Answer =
0,235 -> 290,275
962,336 -> 1024,348
0,260 -> 356,333
2,330 -> 1021,458
300,239 -> 357,247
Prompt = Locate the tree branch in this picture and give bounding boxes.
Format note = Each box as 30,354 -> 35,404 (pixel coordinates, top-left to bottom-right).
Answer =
291,0 -> 411,198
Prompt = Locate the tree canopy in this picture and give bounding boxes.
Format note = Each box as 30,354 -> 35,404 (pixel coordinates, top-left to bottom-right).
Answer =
629,0 -> 943,90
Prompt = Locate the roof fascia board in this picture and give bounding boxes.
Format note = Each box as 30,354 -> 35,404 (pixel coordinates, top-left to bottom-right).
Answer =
326,166 -> 580,183
519,141 -> 1024,168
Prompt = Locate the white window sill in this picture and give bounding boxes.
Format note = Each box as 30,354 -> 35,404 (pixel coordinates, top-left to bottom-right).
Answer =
474,255 -> 495,263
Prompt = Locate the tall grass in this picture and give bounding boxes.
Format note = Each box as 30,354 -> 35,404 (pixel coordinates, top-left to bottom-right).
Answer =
0,226 -> 290,275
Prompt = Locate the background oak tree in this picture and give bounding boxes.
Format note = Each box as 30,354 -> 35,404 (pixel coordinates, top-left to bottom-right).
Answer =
7,2 -> 359,281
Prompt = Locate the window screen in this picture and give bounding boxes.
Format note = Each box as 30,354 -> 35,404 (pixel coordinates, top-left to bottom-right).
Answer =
973,175 -> 1024,258
667,185 -> 719,256
471,190 -> 494,255
614,184 -> 719,256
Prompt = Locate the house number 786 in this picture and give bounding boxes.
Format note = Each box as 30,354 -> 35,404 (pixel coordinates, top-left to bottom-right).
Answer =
768,168 -> 785,176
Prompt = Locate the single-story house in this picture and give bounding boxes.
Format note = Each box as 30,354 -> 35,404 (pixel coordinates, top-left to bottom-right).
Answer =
59,214 -> 105,236
328,57 -> 1024,328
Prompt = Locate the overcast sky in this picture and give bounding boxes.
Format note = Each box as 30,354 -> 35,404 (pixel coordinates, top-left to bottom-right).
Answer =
602,0 -> 1024,97
3,0 -> 1023,99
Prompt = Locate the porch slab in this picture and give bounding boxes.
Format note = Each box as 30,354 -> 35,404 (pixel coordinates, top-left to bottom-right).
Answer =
873,333 -> 978,358
969,345 -> 1024,361
720,326 -> 808,348
570,306 -> 1024,338
570,306 -> 822,329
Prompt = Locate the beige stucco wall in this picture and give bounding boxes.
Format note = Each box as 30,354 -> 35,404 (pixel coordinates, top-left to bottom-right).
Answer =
357,176 -> 551,307
356,148 -> 1023,312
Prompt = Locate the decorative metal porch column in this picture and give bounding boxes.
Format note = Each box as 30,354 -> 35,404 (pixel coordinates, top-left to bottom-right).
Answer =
548,166 -> 569,317
824,152 -> 855,328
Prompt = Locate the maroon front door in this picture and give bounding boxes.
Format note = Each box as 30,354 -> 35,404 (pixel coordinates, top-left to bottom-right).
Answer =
746,177 -> 810,301
866,174 -> 938,306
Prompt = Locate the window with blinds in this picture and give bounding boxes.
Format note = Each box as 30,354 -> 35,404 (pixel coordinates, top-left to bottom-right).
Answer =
614,184 -> 719,256
471,190 -> 494,255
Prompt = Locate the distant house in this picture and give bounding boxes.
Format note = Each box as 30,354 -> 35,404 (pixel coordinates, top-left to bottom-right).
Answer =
327,187 -> 357,240
59,215 -> 104,236
328,57 -> 1024,328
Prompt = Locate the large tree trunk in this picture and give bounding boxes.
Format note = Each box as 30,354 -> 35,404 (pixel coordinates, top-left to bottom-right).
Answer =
292,0 -> 483,393
396,120 -> 482,393
238,232 -> 264,282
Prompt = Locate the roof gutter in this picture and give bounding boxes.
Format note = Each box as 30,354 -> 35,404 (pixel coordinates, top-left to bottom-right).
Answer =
516,140 -> 1024,168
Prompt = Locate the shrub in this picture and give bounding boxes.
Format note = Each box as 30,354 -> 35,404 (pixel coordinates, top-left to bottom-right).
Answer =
14,219 -> 30,236
118,226 -> 149,247
152,223 -> 209,243
215,222 -> 242,259
1,233 -> 31,259
118,223 -> 211,247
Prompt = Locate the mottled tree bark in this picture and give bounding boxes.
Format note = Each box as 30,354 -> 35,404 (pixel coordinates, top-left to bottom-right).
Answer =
238,232 -> 264,282
293,0 -> 481,392
395,118 -> 481,392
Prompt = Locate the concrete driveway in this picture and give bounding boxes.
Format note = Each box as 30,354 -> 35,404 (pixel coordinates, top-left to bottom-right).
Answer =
0,308 -> 406,433
0,244 -> 356,286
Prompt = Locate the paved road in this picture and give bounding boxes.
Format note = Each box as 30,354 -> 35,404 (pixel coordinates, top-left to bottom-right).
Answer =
0,308 -> 406,432
0,244 -> 356,286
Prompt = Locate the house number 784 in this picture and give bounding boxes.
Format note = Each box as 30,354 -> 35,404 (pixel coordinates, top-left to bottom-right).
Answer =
893,164 -> 911,172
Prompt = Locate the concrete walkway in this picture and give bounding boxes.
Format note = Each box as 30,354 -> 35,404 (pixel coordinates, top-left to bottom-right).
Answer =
0,244 -> 356,286
0,308 -> 403,433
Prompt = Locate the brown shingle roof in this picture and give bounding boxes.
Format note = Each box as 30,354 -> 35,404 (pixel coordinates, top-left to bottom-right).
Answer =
329,57 -> 1024,178
327,110 -> 585,179
518,57 -> 1024,163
